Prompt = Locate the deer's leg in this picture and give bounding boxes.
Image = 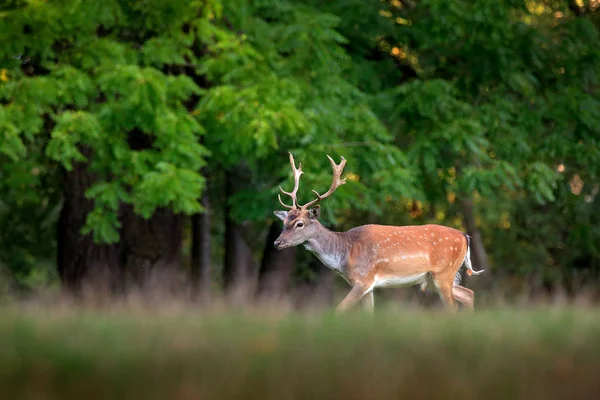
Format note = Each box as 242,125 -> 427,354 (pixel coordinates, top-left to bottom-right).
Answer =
452,285 -> 474,311
361,291 -> 374,313
432,276 -> 458,312
336,284 -> 370,313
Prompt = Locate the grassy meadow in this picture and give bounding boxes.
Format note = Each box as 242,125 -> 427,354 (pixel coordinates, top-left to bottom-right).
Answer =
1,303 -> 600,400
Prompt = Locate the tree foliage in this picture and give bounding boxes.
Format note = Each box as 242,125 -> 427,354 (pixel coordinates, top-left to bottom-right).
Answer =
1,0 -> 599,292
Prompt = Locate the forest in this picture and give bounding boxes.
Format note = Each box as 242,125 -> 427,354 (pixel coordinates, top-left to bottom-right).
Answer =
1,0 -> 600,307
2,1 -> 600,398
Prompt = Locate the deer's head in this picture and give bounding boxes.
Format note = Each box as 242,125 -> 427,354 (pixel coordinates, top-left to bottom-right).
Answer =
273,153 -> 346,250
273,206 -> 321,249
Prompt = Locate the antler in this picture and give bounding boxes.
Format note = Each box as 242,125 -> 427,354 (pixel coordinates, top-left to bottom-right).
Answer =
300,155 -> 346,209
278,152 -> 304,209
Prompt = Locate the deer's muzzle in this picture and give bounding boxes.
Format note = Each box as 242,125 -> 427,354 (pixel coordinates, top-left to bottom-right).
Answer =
273,238 -> 289,250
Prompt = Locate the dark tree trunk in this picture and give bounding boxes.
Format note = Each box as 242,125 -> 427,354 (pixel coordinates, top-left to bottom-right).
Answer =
56,161 -> 120,297
119,206 -> 183,295
57,129 -> 188,299
114,129 -> 184,296
223,171 -> 257,304
461,198 -> 491,280
191,189 -> 211,303
223,218 -> 257,303
257,221 -> 296,302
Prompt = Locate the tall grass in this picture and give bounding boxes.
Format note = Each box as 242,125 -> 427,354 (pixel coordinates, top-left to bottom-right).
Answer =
1,304 -> 599,399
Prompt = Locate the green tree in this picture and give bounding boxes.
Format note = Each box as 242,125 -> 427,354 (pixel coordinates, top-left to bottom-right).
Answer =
1,0 -> 210,293
355,0 -> 599,286
1,0 -> 599,301
194,0 -> 418,300
1,0 -> 414,298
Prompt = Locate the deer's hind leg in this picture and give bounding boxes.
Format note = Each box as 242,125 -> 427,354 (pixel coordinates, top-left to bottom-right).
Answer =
431,274 -> 458,312
452,285 -> 474,311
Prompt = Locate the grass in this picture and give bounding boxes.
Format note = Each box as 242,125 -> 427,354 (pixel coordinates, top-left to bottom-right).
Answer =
1,305 -> 600,399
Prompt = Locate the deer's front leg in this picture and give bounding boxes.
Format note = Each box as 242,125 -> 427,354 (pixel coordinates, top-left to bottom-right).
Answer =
362,291 -> 374,313
336,284 -> 371,313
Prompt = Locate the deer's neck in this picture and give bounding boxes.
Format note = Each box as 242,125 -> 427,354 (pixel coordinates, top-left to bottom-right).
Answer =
303,223 -> 351,272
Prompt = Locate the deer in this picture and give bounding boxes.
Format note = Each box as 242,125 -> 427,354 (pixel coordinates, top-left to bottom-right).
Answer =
273,152 -> 484,313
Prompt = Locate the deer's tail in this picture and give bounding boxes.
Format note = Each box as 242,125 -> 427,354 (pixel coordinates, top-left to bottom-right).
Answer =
463,234 -> 485,277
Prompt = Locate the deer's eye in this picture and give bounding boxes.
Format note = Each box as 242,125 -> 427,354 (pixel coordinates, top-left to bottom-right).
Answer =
295,221 -> 304,228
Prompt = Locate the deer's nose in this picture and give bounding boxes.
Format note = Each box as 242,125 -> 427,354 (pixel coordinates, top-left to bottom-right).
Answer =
274,239 -> 283,249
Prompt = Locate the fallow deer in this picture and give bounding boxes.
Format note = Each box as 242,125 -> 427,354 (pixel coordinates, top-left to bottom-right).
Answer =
273,153 -> 484,312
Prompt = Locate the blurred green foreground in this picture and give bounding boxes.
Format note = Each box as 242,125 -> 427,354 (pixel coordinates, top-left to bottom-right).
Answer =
1,307 -> 599,399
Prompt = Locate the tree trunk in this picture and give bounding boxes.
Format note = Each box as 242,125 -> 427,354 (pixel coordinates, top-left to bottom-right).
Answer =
56,161 -> 120,298
114,128 -> 184,297
119,205 -> 183,296
57,130 -> 187,299
257,221 -> 296,303
223,171 -> 257,304
191,189 -> 211,303
461,198 -> 491,280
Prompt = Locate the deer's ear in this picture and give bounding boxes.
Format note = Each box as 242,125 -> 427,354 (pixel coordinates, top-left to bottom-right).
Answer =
308,205 -> 320,220
274,210 -> 288,221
